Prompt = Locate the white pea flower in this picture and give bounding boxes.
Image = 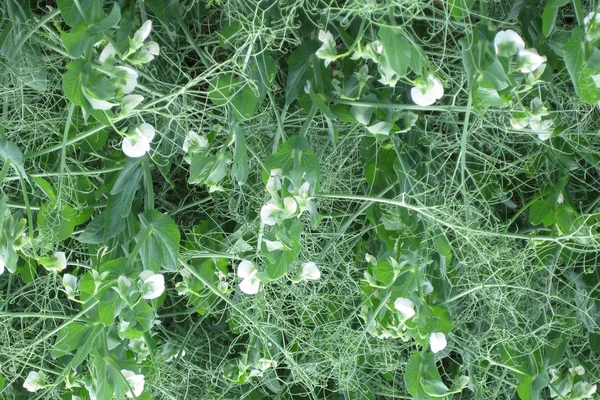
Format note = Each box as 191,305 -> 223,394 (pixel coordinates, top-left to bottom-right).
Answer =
183,130 -> 208,154
410,75 -> 444,106
299,262 -> 321,281
120,369 -> 145,398
113,66 -> 138,95
83,89 -> 117,110
529,116 -> 553,140
0,256 -> 5,275
493,30 -> 525,56
42,251 -> 67,273
266,169 -> 283,193
422,280 -> 434,295
139,270 -> 165,299
23,370 -> 47,392
260,197 -> 297,226
510,117 -> 529,129
63,273 -> 78,299
430,332 -> 447,353
122,123 -> 155,158
585,11 -> 600,41
572,381 -> 597,398
120,94 -> 144,116
238,260 -> 262,295
315,30 -> 338,66
570,365 -> 585,376
130,41 -> 160,64
133,20 -> 152,43
365,253 -> 377,265
263,239 -> 284,252
165,349 -> 186,363
99,42 -> 117,63
518,48 -> 547,73
394,297 -> 416,319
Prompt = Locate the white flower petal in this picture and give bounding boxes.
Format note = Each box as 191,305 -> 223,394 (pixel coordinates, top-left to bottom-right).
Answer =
300,262 -> 321,281
263,239 -> 284,252
23,371 -> 46,393
283,196 -> 298,216
394,297 -> 416,319
145,41 -> 160,55
239,276 -> 262,294
121,369 -> 145,398
140,271 -> 165,299
122,134 -> 150,158
115,66 -> 139,95
0,257 -> 5,275
518,48 -> 547,73
99,42 -> 117,63
494,30 -> 525,56
411,75 -> 444,106
237,260 -> 255,279
137,123 -> 155,142
430,332 -> 447,353
134,20 -> 152,43
260,203 -> 280,226
121,94 -> 144,115
183,130 -> 208,153
54,252 -> 67,271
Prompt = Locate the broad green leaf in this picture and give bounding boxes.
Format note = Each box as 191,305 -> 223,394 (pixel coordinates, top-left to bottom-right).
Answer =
307,81 -> 336,120
479,58 -> 510,90
218,22 -> 242,49
250,51 -> 277,102
62,24 -> 96,58
78,196 -> 126,243
98,289 -> 122,326
378,26 -> 412,76
542,0 -> 569,37
136,209 -> 180,272
145,0 -> 179,25
260,219 -> 303,281
286,40 -> 320,105
111,158 -> 143,218
529,197 -> 555,226
208,74 -> 259,120
57,0 -> 103,27
265,136 -> 320,183
52,323 -> 90,358
188,150 -> 232,187
561,28 -> 586,97
405,353 -> 446,400
62,59 -> 87,106
38,202 -> 77,241
87,4 -> 121,34
33,177 -> 56,201
577,67 -> 600,104
448,0 -> 475,20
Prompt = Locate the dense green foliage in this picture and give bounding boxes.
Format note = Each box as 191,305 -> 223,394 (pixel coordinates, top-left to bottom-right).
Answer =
1,0 -> 600,399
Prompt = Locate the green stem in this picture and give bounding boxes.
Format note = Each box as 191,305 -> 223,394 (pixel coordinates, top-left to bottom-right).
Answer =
143,158 -> 154,210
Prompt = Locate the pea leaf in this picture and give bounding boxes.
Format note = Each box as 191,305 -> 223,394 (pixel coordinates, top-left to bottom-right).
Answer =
378,26 -> 413,76
405,353 -> 447,400
286,40 -> 320,105
38,202 -> 77,241
231,124 -> 248,185
136,209 -> 180,272
542,0 -> 569,37
208,74 -> 259,120
62,59 -> 87,106
0,138 -> 27,178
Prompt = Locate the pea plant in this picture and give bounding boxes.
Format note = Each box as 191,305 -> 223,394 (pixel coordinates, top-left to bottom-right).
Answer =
1,0 -> 600,399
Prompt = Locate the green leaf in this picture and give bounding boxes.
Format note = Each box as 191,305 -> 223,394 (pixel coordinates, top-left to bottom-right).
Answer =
542,0 -> 569,37
145,0 -> 179,25
231,124 -> 248,185
78,196 -> 126,243
98,289 -> 122,326
38,202 -> 77,241
52,323 -> 90,359
260,219 -> 303,281
33,177 -> 56,201
448,0 -> 475,20
405,353 -> 446,400
136,209 -> 180,272
0,138 -> 27,178
265,136 -> 320,182
529,197 -> 555,226
479,58 -> 510,90
378,26 -> 413,76
208,74 -> 259,120
250,51 -> 277,102
111,158 -> 143,218
87,3 -> 121,34
188,150 -> 232,187
62,23 -> 96,58
57,0 -> 103,27
577,67 -> 600,104
561,28 -> 586,97
62,59 -> 87,106
307,81 -> 336,120
218,22 -> 242,49
286,40 -> 320,105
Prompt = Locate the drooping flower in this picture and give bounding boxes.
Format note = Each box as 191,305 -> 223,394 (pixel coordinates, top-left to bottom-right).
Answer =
55,252 -> 67,270
430,332 -> 447,353
266,169 -> 283,194
263,239 -> 284,252
260,197 -> 297,226
63,273 -> 78,299
394,297 -> 416,319
410,75 -> 444,106
529,116 -> 553,141
139,270 -> 165,300
99,42 -> 117,63
315,30 -> 338,67
130,41 -> 160,65
0,256 -> 5,275
120,94 -> 144,116
121,369 -> 145,398
570,365 -> 586,376
83,89 -> 117,110
299,262 -> 321,281
122,123 -> 155,158
23,370 -> 47,392
238,260 -> 262,295
585,11 -> 600,41
182,130 -> 208,154
113,66 -> 138,95
510,116 -> 529,129
493,30 -> 525,56
517,48 -> 547,73
133,20 -> 153,43
294,181 -> 316,217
